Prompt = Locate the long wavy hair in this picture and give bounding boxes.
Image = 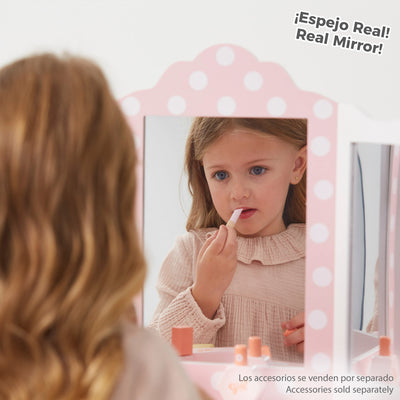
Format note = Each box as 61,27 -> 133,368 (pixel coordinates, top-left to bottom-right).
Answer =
0,54 -> 145,399
185,117 -> 307,230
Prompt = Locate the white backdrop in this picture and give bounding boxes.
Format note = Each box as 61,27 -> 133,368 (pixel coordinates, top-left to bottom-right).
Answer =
2,0 -> 399,120
143,116 -> 192,324
2,0 -> 399,328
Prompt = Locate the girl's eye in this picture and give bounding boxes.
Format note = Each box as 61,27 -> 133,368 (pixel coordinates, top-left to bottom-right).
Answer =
214,170 -> 229,181
250,166 -> 266,176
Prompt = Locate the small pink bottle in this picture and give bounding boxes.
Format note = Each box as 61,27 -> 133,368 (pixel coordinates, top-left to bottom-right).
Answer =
217,344 -> 264,399
171,326 -> 193,356
369,336 -> 398,381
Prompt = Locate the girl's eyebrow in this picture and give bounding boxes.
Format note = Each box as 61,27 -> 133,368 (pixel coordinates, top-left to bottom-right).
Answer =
203,164 -> 226,170
204,158 -> 278,170
245,158 -> 278,164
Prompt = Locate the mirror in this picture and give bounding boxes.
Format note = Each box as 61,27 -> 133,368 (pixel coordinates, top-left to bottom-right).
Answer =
143,116 -> 307,363
121,44 -> 339,372
143,116 -> 307,364
394,147 -> 400,362
350,142 -> 399,360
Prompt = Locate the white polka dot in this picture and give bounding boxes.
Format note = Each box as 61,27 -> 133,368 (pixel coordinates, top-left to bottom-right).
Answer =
310,136 -> 331,157
314,180 -> 334,200
235,354 -> 243,363
391,177 -> 398,195
167,96 -> 186,115
189,71 -> 208,91
217,96 -> 236,115
244,71 -> 263,91
121,96 -> 141,116
311,353 -> 331,373
211,371 -> 223,389
390,252 -> 394,270
308,310 -> 328,330
216,46 -> 235,66
313,267 -> 333,287
390,215 -> 395,232
313,99 -> 333,119
267,97 -> 286,116
389,291 -> 394,308
310,223 -> 329,243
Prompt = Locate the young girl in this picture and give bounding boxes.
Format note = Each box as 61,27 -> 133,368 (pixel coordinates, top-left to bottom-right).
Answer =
150,117 -> 307,363
0,54 -> 208,400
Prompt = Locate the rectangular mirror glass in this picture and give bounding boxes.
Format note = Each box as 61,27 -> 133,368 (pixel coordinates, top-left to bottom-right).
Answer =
143,115 -> 307,366
350,142 -> 390,360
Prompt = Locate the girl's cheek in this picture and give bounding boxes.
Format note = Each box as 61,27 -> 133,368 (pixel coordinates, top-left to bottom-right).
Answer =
210,182 -> 225,195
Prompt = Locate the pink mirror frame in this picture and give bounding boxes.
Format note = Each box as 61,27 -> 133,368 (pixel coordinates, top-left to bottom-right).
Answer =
120,44 -> 338,373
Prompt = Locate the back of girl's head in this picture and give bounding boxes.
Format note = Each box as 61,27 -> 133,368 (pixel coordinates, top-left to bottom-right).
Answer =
0,54 -> 145,399
185,117 -> 307,230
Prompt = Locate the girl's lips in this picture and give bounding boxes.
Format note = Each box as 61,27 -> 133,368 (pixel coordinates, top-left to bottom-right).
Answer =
239,208 -> 256,219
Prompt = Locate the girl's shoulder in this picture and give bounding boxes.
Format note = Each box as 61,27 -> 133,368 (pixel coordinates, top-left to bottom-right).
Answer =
166,228 -> 217,259
113,320 -> 201,400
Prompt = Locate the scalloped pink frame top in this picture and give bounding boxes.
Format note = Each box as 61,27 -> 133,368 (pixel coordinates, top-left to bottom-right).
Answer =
120,44 -> 338,373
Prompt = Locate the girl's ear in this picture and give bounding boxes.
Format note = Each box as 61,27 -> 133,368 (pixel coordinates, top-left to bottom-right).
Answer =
290,145 -> 307,185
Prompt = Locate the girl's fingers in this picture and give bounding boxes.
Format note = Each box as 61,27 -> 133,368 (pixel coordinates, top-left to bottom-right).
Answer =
201,225 -> 228,257
282,311 -> 305,330
210,225 -> 237,256
209,225 -> 228,254
198,230 -> 218,260
283,326 -> 304,346
199,224 -> 237,261
296,342 -> 304,354
224,225 -> 238,251
282,312 -> 305,354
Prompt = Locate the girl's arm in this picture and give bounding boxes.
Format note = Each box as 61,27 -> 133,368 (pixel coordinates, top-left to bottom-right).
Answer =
192,225 -> 238,319
148,231 -> 228,344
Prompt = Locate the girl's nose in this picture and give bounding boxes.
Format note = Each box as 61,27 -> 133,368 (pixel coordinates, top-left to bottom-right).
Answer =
230,179 -> 250,201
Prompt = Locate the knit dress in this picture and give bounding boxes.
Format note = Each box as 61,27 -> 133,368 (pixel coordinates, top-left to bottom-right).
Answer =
149,223 -> 305,363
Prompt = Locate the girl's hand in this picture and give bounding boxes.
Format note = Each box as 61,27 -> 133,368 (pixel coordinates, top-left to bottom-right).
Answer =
281,312 -> 305,354
192,225 -> 237,319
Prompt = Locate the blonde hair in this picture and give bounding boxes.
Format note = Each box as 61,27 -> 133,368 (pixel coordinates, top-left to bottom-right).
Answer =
0,54 -> 145,399
185,117 -> 307,231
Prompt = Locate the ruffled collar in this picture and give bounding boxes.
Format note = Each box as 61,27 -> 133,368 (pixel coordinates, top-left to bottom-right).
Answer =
202,223 -> 305,266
